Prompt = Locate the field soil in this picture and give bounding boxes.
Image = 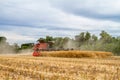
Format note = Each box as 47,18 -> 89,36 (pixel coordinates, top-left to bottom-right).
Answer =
0,53 -> 120,80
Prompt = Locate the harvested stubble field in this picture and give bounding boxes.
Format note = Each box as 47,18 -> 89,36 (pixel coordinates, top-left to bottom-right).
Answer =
0,51 -> 120,80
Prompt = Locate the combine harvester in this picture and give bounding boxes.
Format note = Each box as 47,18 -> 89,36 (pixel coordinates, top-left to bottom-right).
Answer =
33,42 -> 48,56
32,40 -> 73,56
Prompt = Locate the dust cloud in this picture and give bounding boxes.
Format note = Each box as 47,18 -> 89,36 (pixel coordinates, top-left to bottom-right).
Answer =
18,49 -> 33,55
0,42 -> 33,55
63,40 -> 78,50
0,43 -> 15,54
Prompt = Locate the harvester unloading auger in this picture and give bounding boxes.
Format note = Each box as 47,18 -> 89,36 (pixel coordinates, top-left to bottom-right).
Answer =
32,40 -> 74,56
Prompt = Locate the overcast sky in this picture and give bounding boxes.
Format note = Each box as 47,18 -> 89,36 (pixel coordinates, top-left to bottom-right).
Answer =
0,0 -> 120,44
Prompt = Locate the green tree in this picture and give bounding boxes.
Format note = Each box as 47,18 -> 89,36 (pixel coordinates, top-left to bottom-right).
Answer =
113,38 -> 120,55
38,38 -> 46,43
92,34 -> 98,41
79,32 -> 85,42
0,36 -> 7,43
21,43 -> 34,49
46,36 -> 53,42
100,30 -> 112,43
85,32 -> 91,41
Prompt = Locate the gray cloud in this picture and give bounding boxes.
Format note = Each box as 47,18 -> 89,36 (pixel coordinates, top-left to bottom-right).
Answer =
0,0 -> 61,27
51,0 -> 120,21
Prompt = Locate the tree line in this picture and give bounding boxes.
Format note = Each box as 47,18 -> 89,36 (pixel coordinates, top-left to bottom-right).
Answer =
0,30 -> 120,55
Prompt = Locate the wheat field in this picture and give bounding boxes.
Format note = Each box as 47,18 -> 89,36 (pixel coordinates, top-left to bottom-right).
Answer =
0,51 -> 120,80
41,50 -> 113,58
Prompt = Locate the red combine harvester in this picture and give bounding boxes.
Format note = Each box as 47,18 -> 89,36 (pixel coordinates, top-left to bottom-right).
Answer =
32,40 -> 74,56
33,42 -> 48,56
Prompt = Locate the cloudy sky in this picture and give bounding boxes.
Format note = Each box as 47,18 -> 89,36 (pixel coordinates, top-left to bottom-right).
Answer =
0,0 -> 120,44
